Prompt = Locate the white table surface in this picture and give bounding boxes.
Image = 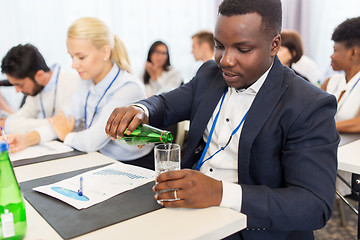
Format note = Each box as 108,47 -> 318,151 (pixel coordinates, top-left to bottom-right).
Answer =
14,152 -> 247,240
338,139 -> 360,174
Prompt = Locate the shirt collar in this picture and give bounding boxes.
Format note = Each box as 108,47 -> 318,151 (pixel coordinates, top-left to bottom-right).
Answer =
89,64 -> 119,94
345,70 -> 360,91
42,64 -> 60,92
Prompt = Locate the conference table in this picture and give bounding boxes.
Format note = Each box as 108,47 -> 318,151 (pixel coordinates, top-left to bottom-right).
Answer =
13,151 -> 247,240
338,133 -> 360,240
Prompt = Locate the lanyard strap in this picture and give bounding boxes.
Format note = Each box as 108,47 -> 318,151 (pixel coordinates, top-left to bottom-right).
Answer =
195,89 -> 249,170
84,68 -> 120,129
40,67 -> 60,118
349,76 -> 360,93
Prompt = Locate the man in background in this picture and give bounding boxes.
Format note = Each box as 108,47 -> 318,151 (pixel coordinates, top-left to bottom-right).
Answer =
1,43 -> 79,134
191,30 -> 214,63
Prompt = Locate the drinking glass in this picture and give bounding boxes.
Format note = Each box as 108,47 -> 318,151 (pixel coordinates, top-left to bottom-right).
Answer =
154,143 -> 180,202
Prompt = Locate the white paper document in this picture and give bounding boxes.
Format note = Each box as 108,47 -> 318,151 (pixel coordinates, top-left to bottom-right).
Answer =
33,162 -> 157,209
9,140 -> 73,162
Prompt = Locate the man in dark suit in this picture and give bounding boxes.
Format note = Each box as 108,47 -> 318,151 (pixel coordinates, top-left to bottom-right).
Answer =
106,0 -> 339,239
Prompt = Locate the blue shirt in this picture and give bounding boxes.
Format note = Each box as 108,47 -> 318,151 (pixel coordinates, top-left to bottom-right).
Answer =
41,64 -> 152,161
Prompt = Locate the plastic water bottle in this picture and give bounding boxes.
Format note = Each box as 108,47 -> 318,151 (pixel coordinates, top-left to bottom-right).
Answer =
0,141 -> 26,239
114,124 -> 173,145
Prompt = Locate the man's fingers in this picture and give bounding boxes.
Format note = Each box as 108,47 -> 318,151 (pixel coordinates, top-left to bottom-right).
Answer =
106,108 -> 125,139
159,200 -> 187,208
112,106 -> 147,138
121,110 -> 146,135
155,169 -> 187,183
106,106 -> 148,140
105,108 -> 120,136
153,170 -> 190,194
117,110 -> 136,136
154,190 -> 189,208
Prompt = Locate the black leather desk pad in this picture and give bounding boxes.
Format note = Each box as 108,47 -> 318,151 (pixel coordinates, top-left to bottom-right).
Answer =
20,164 -> 162,239
12,149 -> 85,167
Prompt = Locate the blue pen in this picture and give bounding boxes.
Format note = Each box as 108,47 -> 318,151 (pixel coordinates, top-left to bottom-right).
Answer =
78,176 -> 83,196
1,126 -> 8,143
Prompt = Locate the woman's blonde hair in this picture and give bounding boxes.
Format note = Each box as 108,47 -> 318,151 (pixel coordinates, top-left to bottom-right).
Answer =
67,17 -> 131,73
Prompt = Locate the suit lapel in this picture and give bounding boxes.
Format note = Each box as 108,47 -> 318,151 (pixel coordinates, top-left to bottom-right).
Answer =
238,58 -> 288,183
185,72 -> 227,166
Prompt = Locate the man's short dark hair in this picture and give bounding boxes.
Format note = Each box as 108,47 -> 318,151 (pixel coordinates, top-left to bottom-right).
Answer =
1,43 -> 50,81
192,30 -> 215,51
332,17 -> 360,49
218,0 -> 282,38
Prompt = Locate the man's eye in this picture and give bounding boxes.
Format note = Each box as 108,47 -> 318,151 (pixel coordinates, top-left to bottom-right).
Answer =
237,48 -> 251,53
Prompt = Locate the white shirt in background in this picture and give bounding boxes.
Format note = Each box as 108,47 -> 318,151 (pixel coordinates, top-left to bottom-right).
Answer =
292,55 -> 323,86
5,64 -> 79,134
37,64 -> 153,161
144,67 -> 182,96
326,71 -> 360,121
326,70 -> 360,196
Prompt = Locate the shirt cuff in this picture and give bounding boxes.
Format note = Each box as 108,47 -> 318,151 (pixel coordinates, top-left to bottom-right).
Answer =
220,181 -> 242,212
35,124 -> 57,144
63,132 -> 75,146
131,104 -> 149,118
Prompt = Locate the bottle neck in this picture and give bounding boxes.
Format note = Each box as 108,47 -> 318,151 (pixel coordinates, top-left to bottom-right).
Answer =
0,150 -> 10,162
0,150 -> 19,189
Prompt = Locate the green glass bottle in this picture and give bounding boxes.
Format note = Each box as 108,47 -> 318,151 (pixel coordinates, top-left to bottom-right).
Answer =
115,124 -> 173,145
0,142 -> 26,240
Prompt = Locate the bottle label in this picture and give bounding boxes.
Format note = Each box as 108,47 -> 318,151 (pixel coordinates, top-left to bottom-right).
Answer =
1,209 -> 15,238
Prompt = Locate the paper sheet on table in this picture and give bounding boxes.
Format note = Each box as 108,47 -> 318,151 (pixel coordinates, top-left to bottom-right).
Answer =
33,162 -> 157,209
9,140 -> 73,162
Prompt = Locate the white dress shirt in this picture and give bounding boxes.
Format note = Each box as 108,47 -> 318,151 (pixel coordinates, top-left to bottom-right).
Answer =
139,65 -> 271,211
291,55 -> 324,85
201,66 -> 271,212
326,70 -> 360,121
145,67 -> 182,96
37,64 -> 153,161
326,70 -> 360,196
5,64 -> 79,134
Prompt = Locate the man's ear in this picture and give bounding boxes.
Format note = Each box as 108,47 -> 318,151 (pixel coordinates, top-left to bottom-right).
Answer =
270,34 -> 281,57
33,70 -> 46,85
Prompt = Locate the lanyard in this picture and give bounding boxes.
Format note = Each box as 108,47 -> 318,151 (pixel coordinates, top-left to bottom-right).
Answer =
196,89 -> 249,171
349,76 -> 360,93
40,67 -> 60,118
84,68 -> 120,129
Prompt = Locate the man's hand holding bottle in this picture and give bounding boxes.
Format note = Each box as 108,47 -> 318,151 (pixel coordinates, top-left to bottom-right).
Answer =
105,105 -> 148,140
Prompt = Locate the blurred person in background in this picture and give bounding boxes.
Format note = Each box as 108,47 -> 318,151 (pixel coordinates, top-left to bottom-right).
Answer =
5,17 -> 154,169
1,43 -> 79,134
191,30 -> 214,63
142,40 -> 182,97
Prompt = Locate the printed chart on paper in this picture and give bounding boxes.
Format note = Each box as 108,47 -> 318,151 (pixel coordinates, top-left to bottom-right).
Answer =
33,163 -> 156,209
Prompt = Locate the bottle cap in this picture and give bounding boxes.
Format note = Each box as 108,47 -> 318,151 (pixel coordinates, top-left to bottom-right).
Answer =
0,141 -> 9,152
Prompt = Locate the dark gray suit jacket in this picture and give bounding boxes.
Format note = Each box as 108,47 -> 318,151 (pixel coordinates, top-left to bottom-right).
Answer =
139,57 -> 339,240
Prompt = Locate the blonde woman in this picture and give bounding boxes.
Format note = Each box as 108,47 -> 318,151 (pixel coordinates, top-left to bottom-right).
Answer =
6,17 -> 154,168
